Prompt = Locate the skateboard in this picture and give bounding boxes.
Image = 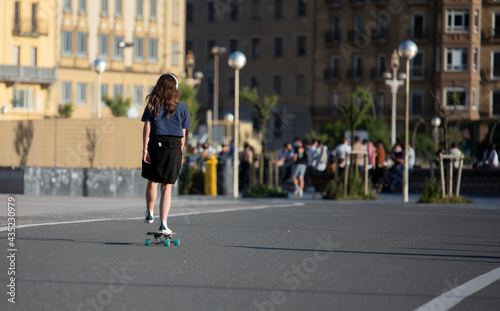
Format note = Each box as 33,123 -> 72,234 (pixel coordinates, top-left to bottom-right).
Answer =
145,231 -> 180,247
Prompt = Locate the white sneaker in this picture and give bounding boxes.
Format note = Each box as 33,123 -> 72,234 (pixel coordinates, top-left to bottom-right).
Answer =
299,189 -> 303,197
294,186 -> 300,195
144,210 -> 154,223
159,222 -> 172,234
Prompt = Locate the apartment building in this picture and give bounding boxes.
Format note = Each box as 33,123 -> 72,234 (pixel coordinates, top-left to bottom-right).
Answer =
0,0 -> 185,120
0,0 -> 58,120
185,0 -> 316,149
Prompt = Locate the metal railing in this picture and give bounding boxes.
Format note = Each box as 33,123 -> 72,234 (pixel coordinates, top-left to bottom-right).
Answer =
0,65 -> 58,85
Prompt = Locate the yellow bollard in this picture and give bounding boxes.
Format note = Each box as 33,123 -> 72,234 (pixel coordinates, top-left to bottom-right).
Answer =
204,156 -> 218,196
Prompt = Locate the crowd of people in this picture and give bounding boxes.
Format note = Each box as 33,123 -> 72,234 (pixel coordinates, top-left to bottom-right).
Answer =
183,138 -> 500,196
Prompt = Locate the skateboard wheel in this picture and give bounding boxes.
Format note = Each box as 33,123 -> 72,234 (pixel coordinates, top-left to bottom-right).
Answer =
173,239 -> 180,246
164,240 -> 170,247
145,239 -> 151,246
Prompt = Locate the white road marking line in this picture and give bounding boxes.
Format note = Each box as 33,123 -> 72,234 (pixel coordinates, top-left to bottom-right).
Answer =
414,267 -> 500,311
0,202 -> 304,232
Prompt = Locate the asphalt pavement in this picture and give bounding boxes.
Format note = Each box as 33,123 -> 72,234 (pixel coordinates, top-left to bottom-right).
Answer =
1,193 -> 500,311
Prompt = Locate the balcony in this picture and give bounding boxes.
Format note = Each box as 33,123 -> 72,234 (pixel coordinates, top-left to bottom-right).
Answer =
324,68 -> 340,81
347,68 -> 363,80
482,28 -> 500,44
13,18 -> 48,37
325,0 -> 341,8
347,30 -> 369,45
411,28 -> 433,42
0,65 -> 58,85
324,31 -> 341,44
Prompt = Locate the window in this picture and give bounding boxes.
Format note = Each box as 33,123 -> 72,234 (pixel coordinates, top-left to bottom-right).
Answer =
134,86 -> 143,106
327,54 -> 339,79
113,84 -> 123,96
185,39 -> 194,55
208,1 -> 216,21
472,88 -> 477,110
446,48 -> 468,71
492,91 -> 500,115
412,13 -> 425,39
186,1 -> 194,22
411,52 -> 425,78
13,88 -> 34,109
436,48 -> 441,72
273,75 -> 283,95
474,10 -> 479,33
228,38 -> 239,53
411,91 -> 423,115
77,32 -> 88,57
170,41 -> 179,66
297,0 -> 307,17
445,87 -> 467,108
251,38 -> 262,58
76,83 -> 87,105
446,10 -> 469,32
64,0 -> 71,12
251,0 -> 261,19
353,54 -> 362,79
297,35 -> 307,56
99,34 -> 109,58
113,35 -> 123,59
473,48 -> 478,72
14,2 -> 20,31
376,92 -> 385,118
31,3 -> 38,33
61,82 -> 72,103
230,0 -> 239,21
79,0 -> 86,14
329,91 -> 339,116
376,53 -> 386,78
101,84 -> 108,104
250,75 -> 260,92
13,46 -> 20,66
31,47 -> 37,66
62,31 -> 73,56
137,0 -> 143,19
148,38 -> 158,61
101,0 -> 108,15
151,0 -> 157,21
207,39 -> 217,58
493,51 -> 500,78
494,13 -> 500,39
134,37 -> 144,61
327,16 -> 340,43
275,0 -> 284,18
274,36 -> 284,57
171,2 -> 180,24
296,74 -> 307,95
116,0 -> 122,17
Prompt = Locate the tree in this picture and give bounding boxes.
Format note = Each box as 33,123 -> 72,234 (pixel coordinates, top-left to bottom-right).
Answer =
103,95 -> 131,117
240,87 -> 279,155
338,86 -> 373,146
179,81 -> 201,135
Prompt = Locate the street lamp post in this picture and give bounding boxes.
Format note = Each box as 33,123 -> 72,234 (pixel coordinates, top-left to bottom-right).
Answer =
93,59 -> 107,119
211,46 -> 227,122
228,51 -> 247,199
398,40 -> 418,203
384,50 -> 406,147
431,117 -> 441,152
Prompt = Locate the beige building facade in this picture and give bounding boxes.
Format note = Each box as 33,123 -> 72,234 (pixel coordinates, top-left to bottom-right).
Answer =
0,0 -> 186,120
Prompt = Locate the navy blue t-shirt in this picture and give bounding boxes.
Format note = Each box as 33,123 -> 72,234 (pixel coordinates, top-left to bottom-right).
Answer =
141,101 -> 190,137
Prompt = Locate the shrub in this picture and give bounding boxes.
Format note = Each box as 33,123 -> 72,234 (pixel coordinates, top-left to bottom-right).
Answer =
178,167 -> 205,195
323,170 -> 376,201
243,184 -> 288,198
103,95 -> 131,117
418,177 -> 471,204
58,103 -> 73,118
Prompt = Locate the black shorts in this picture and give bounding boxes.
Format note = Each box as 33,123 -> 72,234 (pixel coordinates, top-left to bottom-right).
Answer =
141,136 -> 182,184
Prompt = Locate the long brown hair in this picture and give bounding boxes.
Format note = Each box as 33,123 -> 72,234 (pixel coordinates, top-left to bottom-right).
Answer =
145,73 -> 179,119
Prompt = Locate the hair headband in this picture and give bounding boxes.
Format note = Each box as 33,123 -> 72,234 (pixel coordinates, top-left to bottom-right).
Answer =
166,73 -> 178,90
